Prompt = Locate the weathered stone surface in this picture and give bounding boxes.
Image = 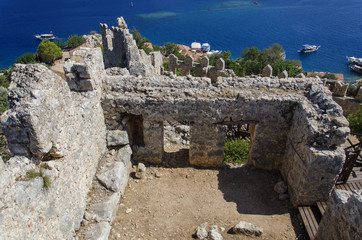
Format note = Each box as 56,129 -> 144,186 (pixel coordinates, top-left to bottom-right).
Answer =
274,181 -> 287,194
209,229 -> 223,240
135,162 -> 146,179
0,48 -> 106,239
116,144 -> 132,165
262,64 -> 272,77
96,161 -> 126,192
105,67 -> 130,76
106,130 -> 129,147
196,226 -> 208,239
333,81 -> 349,97
233,221 -> 263,236
85,222 -> 111,240
89,192 -> 121,222
100,18 -> 158,76
316,190 -> 362,240
278,70 -> 288,79
215,58 -> 225,70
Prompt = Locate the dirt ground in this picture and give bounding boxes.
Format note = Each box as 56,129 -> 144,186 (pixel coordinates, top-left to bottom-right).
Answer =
109,164 -> 308,240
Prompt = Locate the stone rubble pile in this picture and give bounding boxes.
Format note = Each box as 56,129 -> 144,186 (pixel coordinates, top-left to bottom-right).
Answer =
76,130 -> 132,240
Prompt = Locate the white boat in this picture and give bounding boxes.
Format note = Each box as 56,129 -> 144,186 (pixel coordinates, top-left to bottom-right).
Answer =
350,64 -> 362,74
298,44 -> 320,53
346,56 -> 362,67
201,43 -> 210,52
35,33 -> 55,40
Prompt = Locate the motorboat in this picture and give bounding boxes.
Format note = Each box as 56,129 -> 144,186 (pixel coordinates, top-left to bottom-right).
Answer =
298,44 -> 320,53
346,56 -> 362,67
35,33 -> 55,40
350,64 -> 362,74
201,43 -> 210,52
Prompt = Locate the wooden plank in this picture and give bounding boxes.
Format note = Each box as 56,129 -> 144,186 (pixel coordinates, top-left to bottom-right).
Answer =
317,202 -> 327,216
306,207 -> 319,235
344,183 -> 353,191
298,207 -> 316,240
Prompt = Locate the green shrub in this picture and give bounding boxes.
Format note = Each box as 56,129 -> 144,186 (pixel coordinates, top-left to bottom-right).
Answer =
0,68 -> 11,89
37,40 -> 62,65
15,53 -> 37,64
54,39 -> 66,49
347,106 -> 362,141
0,135 -> 11,163
224,138 -> 250,165
163,62 -> 169,71
0,86 -> 9,114
66,34 -> 85,49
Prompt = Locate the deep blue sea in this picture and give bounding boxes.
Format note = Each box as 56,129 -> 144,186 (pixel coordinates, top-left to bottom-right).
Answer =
0,0 -> 361,82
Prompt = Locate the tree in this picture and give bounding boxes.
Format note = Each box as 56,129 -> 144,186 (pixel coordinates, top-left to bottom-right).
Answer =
267,43 -> 285,63
66,35 -> 85,49
37,40 -> 62,65
15,53 -> 37,64
241,46 -> 261,61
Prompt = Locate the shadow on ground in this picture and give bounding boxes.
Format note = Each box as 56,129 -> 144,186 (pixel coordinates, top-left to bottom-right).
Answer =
217,164 -> 307,239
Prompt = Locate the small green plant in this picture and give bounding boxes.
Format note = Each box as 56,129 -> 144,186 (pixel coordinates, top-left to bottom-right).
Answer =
37,40 -> 62,65
0,135 -> 11,163
347,106 -> 362,141
26,169 -> 51,189
15,53 -> 37,64
66,34 -> 86,49
224,138 -> 250,165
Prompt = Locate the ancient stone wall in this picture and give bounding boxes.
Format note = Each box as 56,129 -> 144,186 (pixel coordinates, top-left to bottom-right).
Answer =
167,54 -> 235,83
100,17 -> 162,76
101,71 -> 348,205
0,48 -> 107,239
316,189 -> 362,240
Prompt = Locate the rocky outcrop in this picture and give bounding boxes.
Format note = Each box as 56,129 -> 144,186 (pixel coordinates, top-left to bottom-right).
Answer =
316,189 -> 362,240
0,48 -> 107,239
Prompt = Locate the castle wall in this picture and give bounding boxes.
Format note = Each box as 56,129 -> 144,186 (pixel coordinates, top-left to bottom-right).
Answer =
102,73 -> 348,206
0,48 -> 107,239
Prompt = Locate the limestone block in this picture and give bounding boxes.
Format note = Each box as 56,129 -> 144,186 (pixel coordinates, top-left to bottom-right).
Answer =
201,56 -> 209,68
296,73 -> 305,78
262,64 -> 272,77
215,58 -> 225,70
106,130 -> 129,147
278,70 -> 288,79
85,222 -> 111,240
89,192 -> 121,222
96,162 -> 126,192
116,144 -> 132,165
233,221 -> 263,236
209,229 -> 223,240
168,54 -> 178,74
316,190 -> 362,240
150,51 -> 163,75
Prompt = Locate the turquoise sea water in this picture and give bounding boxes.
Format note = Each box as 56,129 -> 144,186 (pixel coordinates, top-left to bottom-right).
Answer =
0,0 -> 361,81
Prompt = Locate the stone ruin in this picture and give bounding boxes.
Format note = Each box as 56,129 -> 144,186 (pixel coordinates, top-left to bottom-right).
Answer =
166,54 -> 235,83
0,17 -> 360,239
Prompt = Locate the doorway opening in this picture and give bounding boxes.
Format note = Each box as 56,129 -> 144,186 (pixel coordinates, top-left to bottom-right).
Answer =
222,118 -> 257,166
162,120 -> 190,167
